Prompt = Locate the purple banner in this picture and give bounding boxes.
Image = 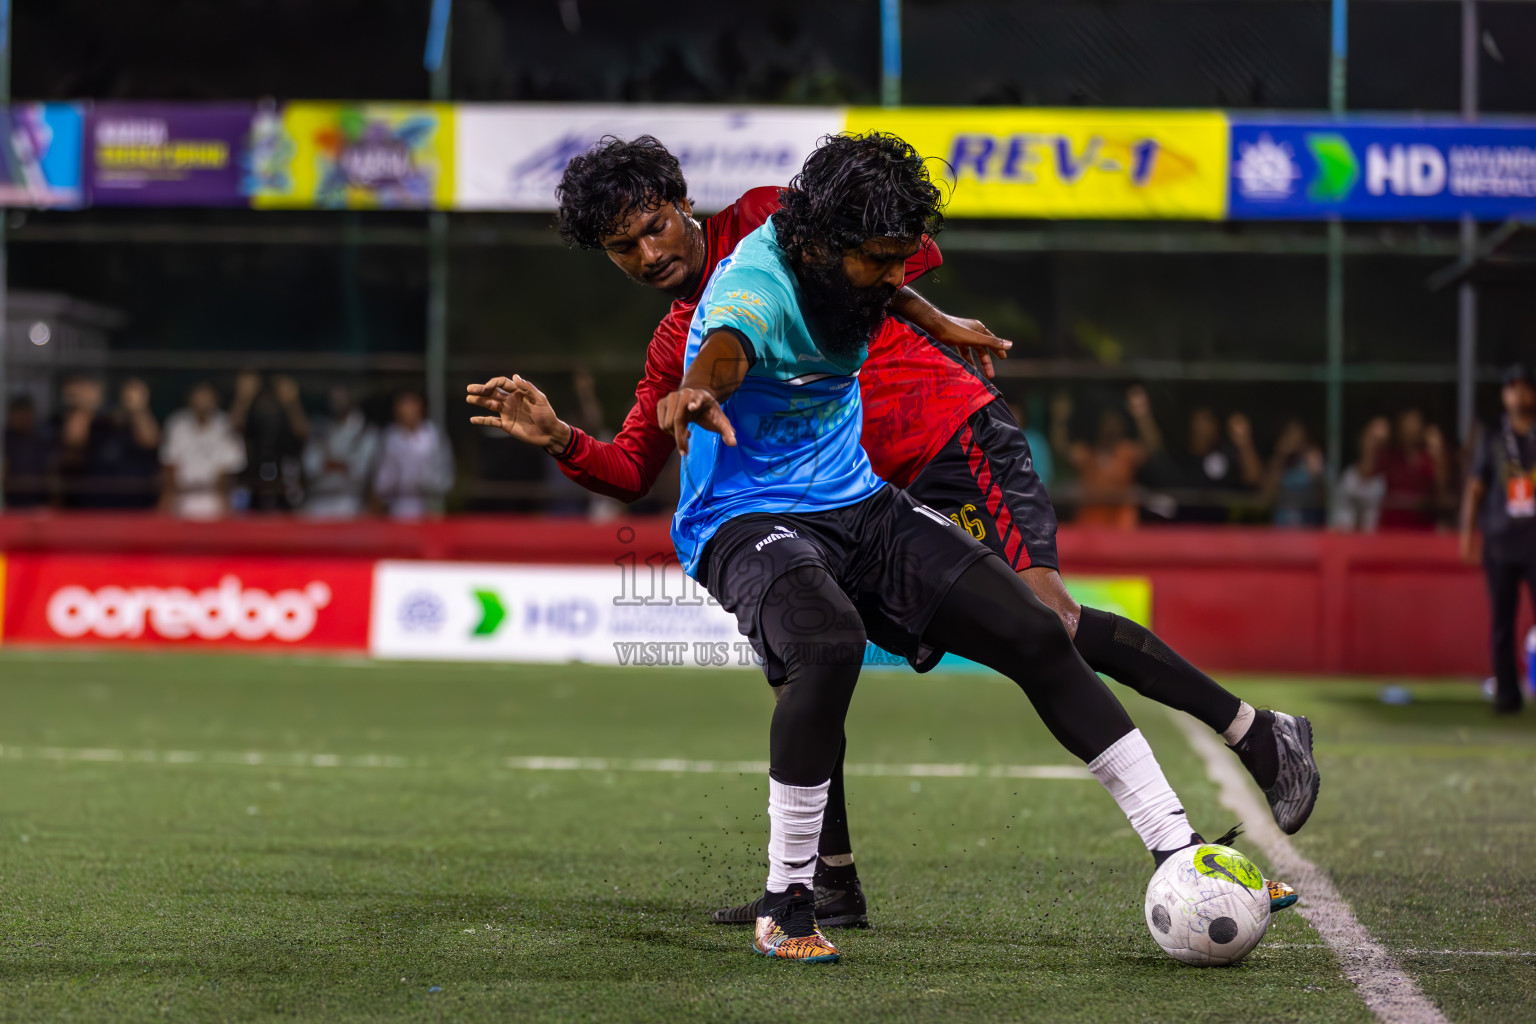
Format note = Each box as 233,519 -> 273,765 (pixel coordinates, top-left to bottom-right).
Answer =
86,103 -> 255,206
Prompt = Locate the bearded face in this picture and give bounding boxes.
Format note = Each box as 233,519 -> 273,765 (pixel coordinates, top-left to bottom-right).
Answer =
794,252 -> 902,360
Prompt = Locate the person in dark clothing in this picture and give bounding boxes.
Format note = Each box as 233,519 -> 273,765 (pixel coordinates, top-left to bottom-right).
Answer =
1131,392 -> 1262,523
1460,363 -> 1536,714
3,395 -> 55,509
228,371 -> 310,512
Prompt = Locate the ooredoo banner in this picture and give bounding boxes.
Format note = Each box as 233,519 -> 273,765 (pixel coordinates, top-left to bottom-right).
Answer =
454,104 -> 840,212
1,554 -> 373,650
844,107 -> 1229,219
86,102 -> 256,206
1229,117 -> 1536,221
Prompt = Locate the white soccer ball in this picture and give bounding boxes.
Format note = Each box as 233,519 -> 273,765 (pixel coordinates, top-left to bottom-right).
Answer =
1144,843 -> 1271,966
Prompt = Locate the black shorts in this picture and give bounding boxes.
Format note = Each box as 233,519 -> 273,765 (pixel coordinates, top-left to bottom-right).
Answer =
905,399 -> 1060,573
699,484 -> 995,683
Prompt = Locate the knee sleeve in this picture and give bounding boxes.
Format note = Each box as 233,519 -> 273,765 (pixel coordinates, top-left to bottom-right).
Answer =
762,567 -> 865,786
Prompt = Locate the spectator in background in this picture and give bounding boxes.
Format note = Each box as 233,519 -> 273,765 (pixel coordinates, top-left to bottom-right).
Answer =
160,381 -> 246,520
1051,390 -> 1147,529
545,369 -> 624,520
3,395 -> 54,509
99,378 -> 162,509
374,390 -> 453,519
1331,417 -> 1390,532
1459,364 -> 1536,714
54,374 -> 109,507
1379,407 -> 1450,529
1264,419 -> 1326,528
1135,391 -> 1262,523
229,371 -> 309,512
302,385 -> 378,518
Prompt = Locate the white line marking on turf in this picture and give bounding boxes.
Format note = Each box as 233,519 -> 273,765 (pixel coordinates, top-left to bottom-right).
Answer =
0,745 -> 410,769
0,744 -> 1092,780
1266,943 -> 1535,958
503,756 -> 1092,779
1172,711 -> 1451,1024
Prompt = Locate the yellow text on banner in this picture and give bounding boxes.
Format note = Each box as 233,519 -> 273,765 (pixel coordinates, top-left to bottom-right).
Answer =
844,108 -> 1229,220
253,103 -> 455,209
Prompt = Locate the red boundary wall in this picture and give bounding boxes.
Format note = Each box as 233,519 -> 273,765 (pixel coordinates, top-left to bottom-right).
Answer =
0,513 -> 1505,676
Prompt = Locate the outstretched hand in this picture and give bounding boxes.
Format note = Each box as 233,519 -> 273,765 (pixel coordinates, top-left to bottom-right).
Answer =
465,374 -> 572,452
657,387 -> 735,456
931,313 -> 1012,379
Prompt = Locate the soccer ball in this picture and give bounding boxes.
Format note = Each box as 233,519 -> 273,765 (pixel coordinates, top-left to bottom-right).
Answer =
1144,843 -> 1271,966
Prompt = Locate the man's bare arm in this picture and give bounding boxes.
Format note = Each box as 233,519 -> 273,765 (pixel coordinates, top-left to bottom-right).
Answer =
890,287 -> 1013,378
656,330 -> 749,455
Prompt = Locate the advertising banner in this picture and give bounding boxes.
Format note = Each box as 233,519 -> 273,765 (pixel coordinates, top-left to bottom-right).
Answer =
252,102 -> 454,209
0,103 -> 85,208
454,104 -> 840,212
1,554 -> 373,651
86,103 -> 255,206
1229,118 -> 1536,221
844,107 -> 1228,219
370,560 -> 1153,670
370,561 -> 742,665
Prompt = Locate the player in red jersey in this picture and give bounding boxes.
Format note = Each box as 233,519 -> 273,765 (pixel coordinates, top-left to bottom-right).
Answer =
466,136 -> 1315,927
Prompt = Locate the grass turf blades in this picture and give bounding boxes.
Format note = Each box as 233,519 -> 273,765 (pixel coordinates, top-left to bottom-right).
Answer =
0,651 -> 1528,1023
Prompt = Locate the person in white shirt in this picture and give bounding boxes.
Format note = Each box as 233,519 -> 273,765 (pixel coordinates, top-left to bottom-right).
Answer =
1330,416 -> 1389,532
373,390 -> 453,519
302,385 -> 378,518
159,381 -> 246,520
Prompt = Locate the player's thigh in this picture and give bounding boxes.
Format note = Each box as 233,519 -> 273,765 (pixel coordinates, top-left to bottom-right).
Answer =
847,486 -> 993,658
701,513 -> 844,684
905,401 -> 1059,574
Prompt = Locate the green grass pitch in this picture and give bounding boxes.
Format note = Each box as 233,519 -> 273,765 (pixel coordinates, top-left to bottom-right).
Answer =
0,650 -> 1530,1023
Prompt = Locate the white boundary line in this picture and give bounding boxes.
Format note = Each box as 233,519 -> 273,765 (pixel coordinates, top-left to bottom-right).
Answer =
0,744 -> 1093,781
1172,711 -> 1450,1024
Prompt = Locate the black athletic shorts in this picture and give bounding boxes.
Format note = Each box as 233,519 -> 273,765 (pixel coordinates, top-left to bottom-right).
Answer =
699,484 -> 995,684
905,398 -> 1060,573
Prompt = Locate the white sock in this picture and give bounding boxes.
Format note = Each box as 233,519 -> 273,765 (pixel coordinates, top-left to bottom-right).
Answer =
766,778 -> 830,892
1222,702 -> 1257,746
1088,730 -> 1194,855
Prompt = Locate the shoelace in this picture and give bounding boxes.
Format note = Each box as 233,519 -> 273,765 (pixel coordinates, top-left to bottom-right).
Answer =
777,900 -> 819,939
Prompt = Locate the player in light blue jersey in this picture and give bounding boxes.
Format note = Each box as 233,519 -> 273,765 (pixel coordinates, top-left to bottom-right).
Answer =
670,217 -> 885,578
656,132 -> 1227,965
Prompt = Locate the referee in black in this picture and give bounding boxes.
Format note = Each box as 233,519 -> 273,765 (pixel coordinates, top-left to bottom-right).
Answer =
1461,363 -> 1536,714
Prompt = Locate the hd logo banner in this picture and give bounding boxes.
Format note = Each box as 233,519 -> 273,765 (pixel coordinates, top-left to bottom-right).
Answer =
844,107 -> 1229,220
1229,117 -> 1536,221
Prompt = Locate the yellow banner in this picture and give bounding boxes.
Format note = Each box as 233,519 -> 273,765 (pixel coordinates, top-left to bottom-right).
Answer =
844,108 -> 1228,220
252,102 -> 455,209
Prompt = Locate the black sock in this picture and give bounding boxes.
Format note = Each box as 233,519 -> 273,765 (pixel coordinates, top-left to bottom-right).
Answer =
1073,607 -> 1241,735
1231,709 -> 1279,789
815,735 -> 854,872
1151,831 -> 1205,868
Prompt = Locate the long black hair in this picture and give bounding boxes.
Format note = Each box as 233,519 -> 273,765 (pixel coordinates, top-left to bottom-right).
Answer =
772,131 -> 945,265
555,135 -> 690,249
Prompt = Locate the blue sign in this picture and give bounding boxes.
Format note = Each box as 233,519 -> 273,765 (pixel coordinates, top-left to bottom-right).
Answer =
0,103 -> 85,208
1229,117 -> 1536,221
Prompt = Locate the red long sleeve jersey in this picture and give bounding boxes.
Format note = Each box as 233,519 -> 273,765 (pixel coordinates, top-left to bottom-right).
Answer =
556,187 -> 997,503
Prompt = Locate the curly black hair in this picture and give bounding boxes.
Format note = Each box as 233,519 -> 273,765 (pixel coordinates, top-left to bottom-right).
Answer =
772,131 -> 945,266
555,135 -> 690,250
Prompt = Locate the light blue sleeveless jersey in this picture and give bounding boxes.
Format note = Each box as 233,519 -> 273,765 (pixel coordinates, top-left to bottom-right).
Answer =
672,220 -> 885,578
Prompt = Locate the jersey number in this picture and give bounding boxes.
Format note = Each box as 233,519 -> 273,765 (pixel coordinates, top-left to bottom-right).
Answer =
949,504 -> 986,541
